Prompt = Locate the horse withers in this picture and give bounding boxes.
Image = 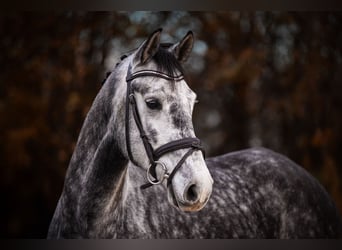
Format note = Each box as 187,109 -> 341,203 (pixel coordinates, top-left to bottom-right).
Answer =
48,29 -> 342,238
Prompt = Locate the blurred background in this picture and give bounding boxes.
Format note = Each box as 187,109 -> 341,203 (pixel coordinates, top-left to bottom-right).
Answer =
0,11 -> 341,238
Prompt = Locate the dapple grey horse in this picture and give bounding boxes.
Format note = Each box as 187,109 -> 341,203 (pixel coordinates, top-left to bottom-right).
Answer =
48,29 -> 342,238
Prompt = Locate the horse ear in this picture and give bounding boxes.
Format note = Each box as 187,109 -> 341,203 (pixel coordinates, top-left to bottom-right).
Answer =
135,28 -> 162,65
169,31 -> 194,63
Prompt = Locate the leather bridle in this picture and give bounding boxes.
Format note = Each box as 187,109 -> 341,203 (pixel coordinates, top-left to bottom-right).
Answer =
125,68 -> 205,190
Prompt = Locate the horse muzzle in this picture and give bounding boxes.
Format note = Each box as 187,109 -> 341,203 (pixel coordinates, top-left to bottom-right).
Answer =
167,176 -> 213,212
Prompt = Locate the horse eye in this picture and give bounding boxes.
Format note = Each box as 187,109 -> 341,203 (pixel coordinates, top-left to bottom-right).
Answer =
145,98 -> 162,110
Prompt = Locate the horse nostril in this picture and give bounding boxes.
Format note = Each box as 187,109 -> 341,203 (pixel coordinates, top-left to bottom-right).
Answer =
185,184 -> 199,203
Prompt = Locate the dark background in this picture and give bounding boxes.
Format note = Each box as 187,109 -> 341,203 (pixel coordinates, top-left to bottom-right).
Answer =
0,11 -> 341,238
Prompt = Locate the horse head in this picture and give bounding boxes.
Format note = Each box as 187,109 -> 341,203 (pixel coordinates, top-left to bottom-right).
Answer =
114,29 -> 213,212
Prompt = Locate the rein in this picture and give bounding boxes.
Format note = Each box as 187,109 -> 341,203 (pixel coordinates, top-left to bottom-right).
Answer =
125,68 -> 205,189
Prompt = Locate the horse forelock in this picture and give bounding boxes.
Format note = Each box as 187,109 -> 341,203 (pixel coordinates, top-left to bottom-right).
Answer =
153,46 -> 184,77
116,43 -> 184,77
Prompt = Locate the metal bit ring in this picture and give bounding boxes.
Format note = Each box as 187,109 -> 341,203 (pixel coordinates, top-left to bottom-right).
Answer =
146,161 -> 169,185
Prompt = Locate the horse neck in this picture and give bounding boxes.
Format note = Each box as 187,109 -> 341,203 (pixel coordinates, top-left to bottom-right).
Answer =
62,72 -> 130,225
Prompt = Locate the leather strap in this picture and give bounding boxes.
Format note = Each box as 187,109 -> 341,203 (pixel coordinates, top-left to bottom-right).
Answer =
126,69 -> 184,82
153,137 -> 204,160
125,67 -> 205,189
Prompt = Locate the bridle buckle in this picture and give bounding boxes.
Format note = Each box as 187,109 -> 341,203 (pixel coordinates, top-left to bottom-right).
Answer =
129,93 -> 135,104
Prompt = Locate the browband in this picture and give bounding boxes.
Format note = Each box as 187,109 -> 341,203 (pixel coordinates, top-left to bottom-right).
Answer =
126,69 -> 184,82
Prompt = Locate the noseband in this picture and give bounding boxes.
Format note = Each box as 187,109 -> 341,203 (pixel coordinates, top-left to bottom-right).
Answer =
125,68 -> 205,189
